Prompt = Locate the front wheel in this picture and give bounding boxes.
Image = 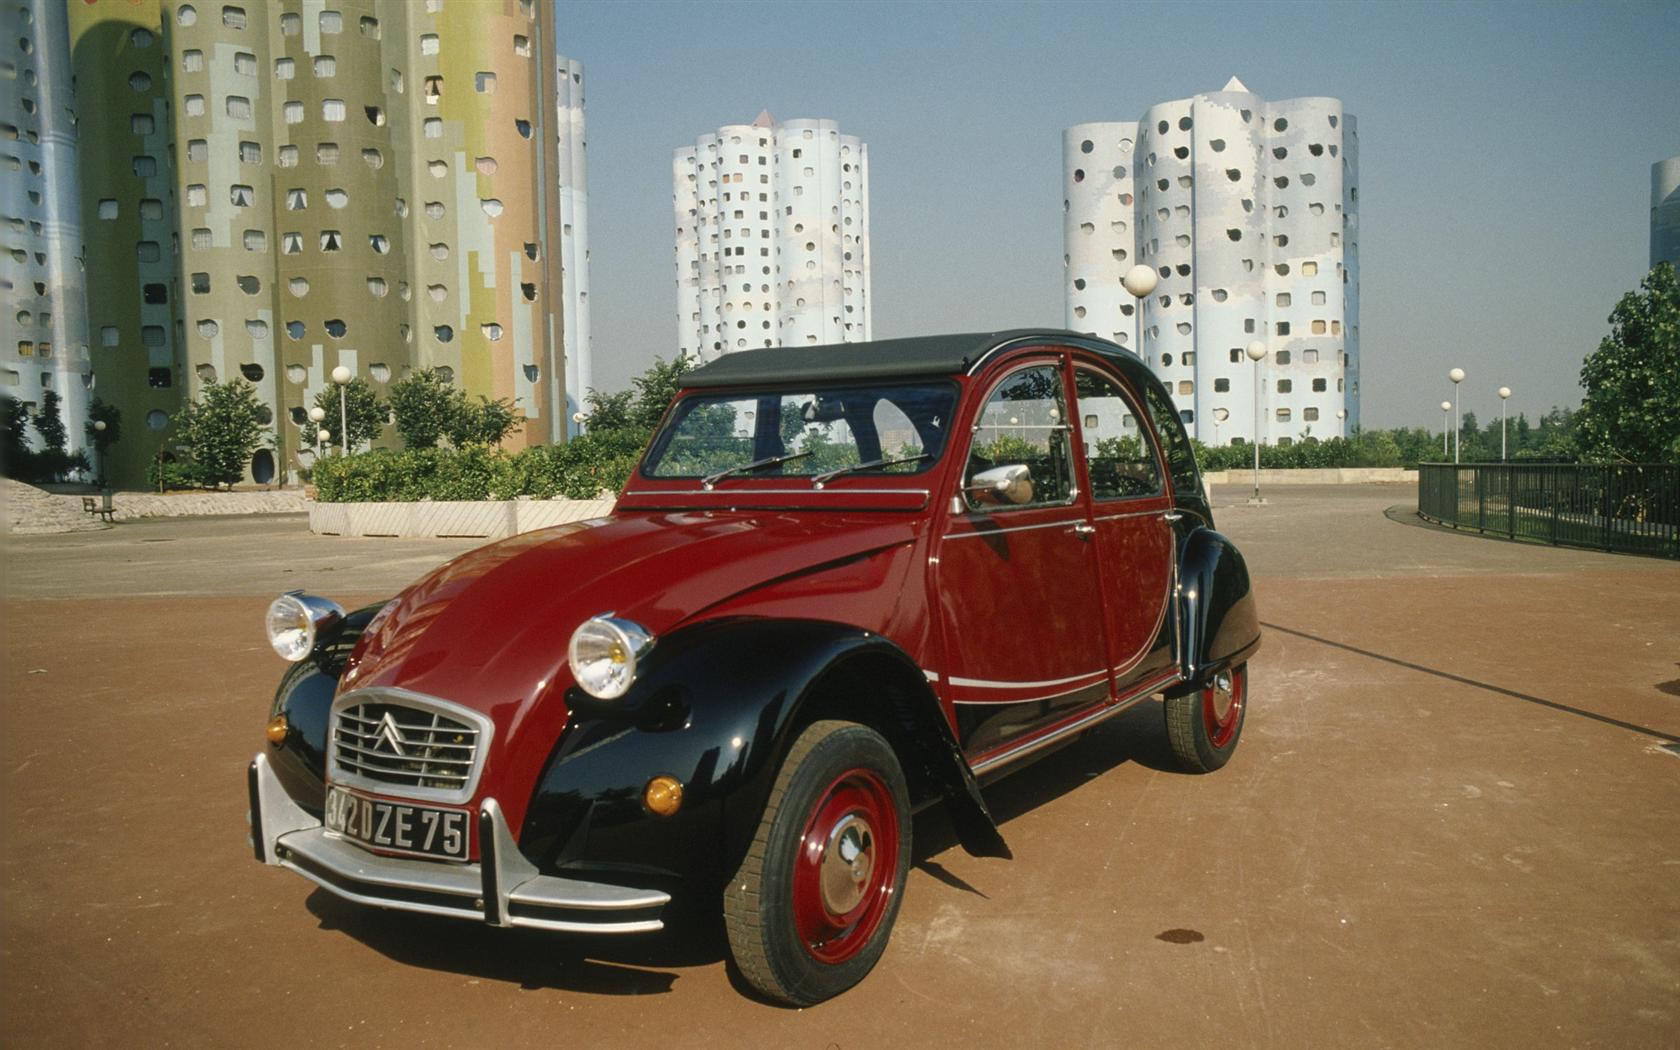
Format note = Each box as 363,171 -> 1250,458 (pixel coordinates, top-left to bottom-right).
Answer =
1165,662 -> 1247,772
724,720 -> 910,1006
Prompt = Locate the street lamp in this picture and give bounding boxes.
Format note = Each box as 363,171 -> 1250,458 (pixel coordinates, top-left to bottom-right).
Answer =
1440,400 -> 1452,458
1212,406 -> 1228,446
1245,340 -> 1267,504
308,405 -> 327,460
1498,386 -> 1512,462
93,419 -> 107,487
1120,264 -> 1158,357
1448,367 -> 1465,464
330,365 -> 352,455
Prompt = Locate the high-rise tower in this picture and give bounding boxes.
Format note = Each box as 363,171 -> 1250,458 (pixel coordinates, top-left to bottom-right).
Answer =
2,0 -> 92,461
61,0 -> 568,485
556,55 -> 590,428
1654,156 -> 1680,269
674,112 -> 870,361
1064,78 -> 1359,447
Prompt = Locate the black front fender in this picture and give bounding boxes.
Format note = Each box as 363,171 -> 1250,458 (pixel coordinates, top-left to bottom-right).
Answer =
264,601 -> 389,815
520,618 -> 1008,890
1173,528 -> 1261,691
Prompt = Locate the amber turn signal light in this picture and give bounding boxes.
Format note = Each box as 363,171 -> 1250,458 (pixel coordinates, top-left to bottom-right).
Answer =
643,775 -> 683,817
265,714 -> 289,745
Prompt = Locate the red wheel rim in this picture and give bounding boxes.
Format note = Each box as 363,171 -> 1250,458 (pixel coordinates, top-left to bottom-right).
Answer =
1202,664 -> 1245,750
790,767 -> 900,964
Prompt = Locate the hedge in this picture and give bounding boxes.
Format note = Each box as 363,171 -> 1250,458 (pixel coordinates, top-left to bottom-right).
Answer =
312,430 -> 646,503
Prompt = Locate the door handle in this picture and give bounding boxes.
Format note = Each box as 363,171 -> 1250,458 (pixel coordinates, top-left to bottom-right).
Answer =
1163,512 -> 1183,523
1070,523 -> 1096,535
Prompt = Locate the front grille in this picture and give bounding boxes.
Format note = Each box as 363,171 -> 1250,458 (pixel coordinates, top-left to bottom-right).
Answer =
333,700 -> 480,793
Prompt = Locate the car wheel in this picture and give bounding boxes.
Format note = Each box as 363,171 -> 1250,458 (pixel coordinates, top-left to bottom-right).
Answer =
1165,662 -> 1247,772
724,719 -> 910,1006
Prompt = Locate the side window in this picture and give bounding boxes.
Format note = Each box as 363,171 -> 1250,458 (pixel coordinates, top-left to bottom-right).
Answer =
1075,369 -> 1161,500
964,365 -> 1074,510
1140,382 -> 1201,497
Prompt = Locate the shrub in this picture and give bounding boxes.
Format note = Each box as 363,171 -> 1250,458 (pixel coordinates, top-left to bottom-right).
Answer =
312,378 -> 387,452
176,378 -> 268,487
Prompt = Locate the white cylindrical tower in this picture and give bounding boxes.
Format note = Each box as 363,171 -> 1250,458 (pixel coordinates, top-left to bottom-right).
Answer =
1064,122 -> 1140,349
2,0 -> 91,460
1649,156 -> 1679,269
674,113 -> 870,359
556,56 -> 590,432
1063,78 -> 1358,446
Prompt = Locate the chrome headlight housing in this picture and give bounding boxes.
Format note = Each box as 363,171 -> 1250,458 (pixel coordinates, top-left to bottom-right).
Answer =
265,591 -> 346,662
568,615 -> 654,700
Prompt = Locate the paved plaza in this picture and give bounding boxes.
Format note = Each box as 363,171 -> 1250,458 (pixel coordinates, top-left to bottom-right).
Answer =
2,485 -> 1676,1048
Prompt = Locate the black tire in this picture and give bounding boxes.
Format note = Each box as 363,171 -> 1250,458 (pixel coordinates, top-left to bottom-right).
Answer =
724,720 -> 911,1006
1165,662 -> 1248,773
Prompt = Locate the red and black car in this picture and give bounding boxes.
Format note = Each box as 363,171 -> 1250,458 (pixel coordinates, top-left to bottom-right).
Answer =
249,329 -> 1260,1004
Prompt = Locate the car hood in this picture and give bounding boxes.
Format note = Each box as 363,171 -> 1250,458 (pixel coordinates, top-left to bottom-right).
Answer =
342,509 -> 921,718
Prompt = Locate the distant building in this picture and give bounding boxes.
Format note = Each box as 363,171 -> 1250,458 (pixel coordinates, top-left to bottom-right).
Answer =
1654,156 -> 1680,269
556,55 -> 591,431
55,0 -> 570,486
1,0 -> 92,460
1064,77 -> 1360,447
674,111 -> 870,361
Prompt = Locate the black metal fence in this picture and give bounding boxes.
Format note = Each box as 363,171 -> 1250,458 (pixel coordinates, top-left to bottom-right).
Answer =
1417,463 -> 1680,559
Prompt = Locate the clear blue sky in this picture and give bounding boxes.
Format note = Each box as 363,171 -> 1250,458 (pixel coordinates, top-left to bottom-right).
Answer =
559,0 -> 1680,429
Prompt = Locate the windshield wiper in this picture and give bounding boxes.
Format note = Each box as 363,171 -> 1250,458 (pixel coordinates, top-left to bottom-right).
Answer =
811,453 -> 930,488
701,450 -> 813,489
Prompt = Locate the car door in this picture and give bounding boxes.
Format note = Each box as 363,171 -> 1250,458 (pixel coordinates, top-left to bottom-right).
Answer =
1070,364 -> 1177,692
932,356 -> 1114,764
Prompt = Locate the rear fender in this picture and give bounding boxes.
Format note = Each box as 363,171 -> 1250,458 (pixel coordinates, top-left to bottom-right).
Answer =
1172,528 -> 1261,693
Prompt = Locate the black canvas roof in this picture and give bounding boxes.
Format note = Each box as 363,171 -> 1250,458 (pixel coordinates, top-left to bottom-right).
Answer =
680,329 -> 1149,389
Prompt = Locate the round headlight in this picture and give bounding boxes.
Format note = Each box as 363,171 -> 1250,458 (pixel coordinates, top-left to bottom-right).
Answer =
265,591 -> 345,662
568,616 -> 653,700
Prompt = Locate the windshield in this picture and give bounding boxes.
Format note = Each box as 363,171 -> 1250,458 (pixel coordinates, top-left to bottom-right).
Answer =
642,382 -> 957,481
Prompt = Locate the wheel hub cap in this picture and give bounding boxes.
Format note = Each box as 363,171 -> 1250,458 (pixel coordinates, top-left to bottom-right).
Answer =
818,815 -> 875,916
1211,671 -> 1235,722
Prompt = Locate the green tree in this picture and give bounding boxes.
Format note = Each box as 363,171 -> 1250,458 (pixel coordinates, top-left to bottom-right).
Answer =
312,378 -> 386,451
387,369 -> 459,449
177,378 -> 267,487
1,396 -> 30,476
1576,262 -> 1680,463
445,395 -> 521,447
629,354 -> 695,431
33,390 -> 66,452
583,387 -> 634,432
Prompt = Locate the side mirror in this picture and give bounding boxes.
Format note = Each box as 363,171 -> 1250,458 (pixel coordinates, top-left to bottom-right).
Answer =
966,464 -> 1034,508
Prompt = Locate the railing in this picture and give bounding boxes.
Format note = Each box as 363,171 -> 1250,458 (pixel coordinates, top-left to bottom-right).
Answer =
1417,463 -> 1680,559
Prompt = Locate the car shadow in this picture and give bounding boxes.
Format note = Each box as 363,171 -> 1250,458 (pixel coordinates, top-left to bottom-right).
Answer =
912,698 -> 1179,875
303,700 -> 1183,1000
303,889 -> 719,995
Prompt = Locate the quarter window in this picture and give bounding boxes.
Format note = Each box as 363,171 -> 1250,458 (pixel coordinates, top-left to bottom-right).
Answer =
964,365 -> 1074,510
1141,382 -> 1201,498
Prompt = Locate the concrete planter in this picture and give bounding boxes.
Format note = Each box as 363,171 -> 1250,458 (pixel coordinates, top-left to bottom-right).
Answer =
1202,467 -> 1418,486
310,497 -> 617,539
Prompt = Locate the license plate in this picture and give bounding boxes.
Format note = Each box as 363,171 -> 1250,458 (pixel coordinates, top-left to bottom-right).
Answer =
323,786 -> 470,862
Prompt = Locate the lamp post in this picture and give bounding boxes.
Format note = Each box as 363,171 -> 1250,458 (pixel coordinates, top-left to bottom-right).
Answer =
330,365 -> 351,455
1212,406 -> 1228,446
1245,341 -> 1267,504
92,419 -> 107,487
1120,264 -> 1158,358
308,405 -> 327,460
1441,400 -> 1452,458
1448,367 -> 1465,464
1498,386 -> 1512,462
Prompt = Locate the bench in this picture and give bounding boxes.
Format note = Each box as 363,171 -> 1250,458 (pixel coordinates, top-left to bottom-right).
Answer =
81,491 -> 115,523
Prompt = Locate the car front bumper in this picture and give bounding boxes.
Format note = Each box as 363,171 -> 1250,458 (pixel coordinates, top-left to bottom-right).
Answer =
247,752 -> 668,933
